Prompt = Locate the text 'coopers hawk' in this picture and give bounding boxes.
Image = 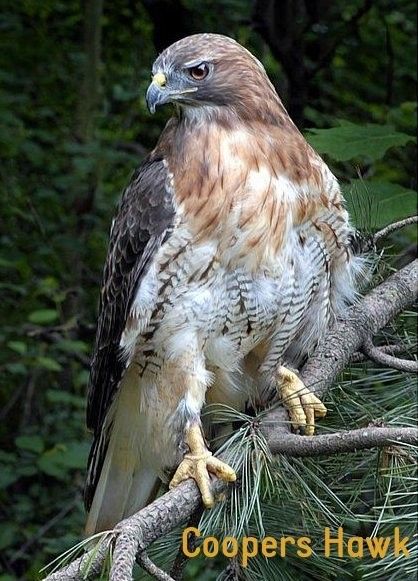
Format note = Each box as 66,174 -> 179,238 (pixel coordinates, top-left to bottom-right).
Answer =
84,34 -> 362,534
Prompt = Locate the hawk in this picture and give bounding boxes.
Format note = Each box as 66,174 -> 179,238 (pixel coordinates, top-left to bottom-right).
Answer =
85,33 -> 362,534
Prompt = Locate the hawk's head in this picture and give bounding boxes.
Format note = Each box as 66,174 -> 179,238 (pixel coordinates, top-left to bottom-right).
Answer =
146,33 -> 280,120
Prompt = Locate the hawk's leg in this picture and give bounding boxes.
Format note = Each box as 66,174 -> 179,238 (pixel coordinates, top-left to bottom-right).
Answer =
277,365 -> 327,436
169,424 -> 236,507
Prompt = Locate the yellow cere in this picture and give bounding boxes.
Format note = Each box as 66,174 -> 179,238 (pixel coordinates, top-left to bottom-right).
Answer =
152,73 -> 166,87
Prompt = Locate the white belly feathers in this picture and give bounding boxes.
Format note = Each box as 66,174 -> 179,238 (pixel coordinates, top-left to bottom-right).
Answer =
119,223 -> 353,378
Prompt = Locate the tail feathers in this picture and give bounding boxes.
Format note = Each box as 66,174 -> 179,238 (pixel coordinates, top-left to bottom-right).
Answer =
85,454 -> 159,535
85,368 -> 160,536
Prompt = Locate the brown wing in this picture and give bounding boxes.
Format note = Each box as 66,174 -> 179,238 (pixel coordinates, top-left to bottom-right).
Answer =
84,154 -> 175,508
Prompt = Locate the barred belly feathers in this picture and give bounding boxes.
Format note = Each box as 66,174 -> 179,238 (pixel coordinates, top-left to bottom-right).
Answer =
85,34 -> 364,534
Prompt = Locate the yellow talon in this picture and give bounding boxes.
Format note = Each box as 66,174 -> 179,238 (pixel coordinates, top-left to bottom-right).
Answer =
278,365 -> 327,435
169,425 -> 236,507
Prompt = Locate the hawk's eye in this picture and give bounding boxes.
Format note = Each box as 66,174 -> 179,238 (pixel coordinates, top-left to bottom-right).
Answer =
188,63 -> 209,81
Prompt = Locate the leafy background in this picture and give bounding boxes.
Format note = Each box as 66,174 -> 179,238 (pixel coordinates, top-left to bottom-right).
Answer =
0,0 -> 416,579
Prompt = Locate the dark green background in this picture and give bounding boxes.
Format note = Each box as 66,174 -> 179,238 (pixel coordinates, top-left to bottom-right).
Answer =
0,1 -> 416,579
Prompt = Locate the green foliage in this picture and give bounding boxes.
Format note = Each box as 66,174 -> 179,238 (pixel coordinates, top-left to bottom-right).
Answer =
305,117 -> 416,235
0,0 -> 416,579
28,310 -> 60,325
306,122 -> 415,162
343,180 -> 417,229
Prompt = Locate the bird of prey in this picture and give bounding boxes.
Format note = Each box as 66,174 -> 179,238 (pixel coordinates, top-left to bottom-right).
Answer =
84,33 -> 362,535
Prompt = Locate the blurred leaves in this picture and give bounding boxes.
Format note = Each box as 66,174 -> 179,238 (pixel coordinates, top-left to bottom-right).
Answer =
36,356 -> 63,372
7,341 -> 27,355
37,442 -> 90,479
306,122 -> 416,162
15,435 -> 45,454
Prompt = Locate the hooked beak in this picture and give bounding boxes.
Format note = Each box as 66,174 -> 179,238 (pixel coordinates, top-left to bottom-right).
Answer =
146,72 -> 199,113
146,73 -> 168,114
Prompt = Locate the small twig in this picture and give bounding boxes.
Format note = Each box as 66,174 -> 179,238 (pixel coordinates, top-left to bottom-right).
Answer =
308,0 -> 373,78
19,373 -> 37,430
374,215 -> 418,246
137,552 -> 175,581
170,506 -> 204,580
26,326 -> 91,367
362,337 -> 418,373
350,343 -> 408,363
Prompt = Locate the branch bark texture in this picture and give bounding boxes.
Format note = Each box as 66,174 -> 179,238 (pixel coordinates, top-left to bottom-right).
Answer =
268,426 -> 418,456
362,337 -> 418,373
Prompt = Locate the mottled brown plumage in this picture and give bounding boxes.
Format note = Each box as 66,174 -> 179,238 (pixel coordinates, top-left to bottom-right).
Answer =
85,34 -> 363,534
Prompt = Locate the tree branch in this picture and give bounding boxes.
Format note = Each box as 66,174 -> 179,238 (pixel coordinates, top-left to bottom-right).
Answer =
43,258 -> 418,581
136,553 -> 175,581
43,534 -> 112,581
267,426 -> 418,456
110,520 -> 142,581
373,215 -> 418,246
362,337 -> 418,373
298,259 -> 417,398
350,342 -> 411,363
44,479 -> 206,581
170,506 -> 204,580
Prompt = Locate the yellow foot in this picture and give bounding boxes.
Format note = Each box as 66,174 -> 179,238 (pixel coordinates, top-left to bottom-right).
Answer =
169,425 -> 236,508
278,365 -> 327,436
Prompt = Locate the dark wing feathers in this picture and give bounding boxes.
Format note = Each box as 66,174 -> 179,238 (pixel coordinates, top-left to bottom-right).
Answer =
86,155 -> 176,435
84,155 -> 175,509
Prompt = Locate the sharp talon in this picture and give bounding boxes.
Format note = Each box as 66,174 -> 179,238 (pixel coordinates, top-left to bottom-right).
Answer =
170,425 -> 236,508
277,365 -> 327,435
207,456 -> 237,482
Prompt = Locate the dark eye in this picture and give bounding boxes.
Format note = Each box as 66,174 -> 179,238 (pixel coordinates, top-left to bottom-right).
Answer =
188,63 -> 209,80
